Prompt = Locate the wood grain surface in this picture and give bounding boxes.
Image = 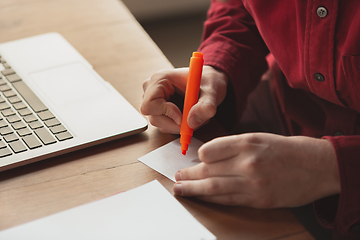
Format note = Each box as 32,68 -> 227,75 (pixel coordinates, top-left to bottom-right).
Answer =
0,1 -> 314,239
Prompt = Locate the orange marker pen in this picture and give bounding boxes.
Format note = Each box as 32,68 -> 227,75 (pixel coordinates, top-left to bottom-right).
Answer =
180,52 -> 204,155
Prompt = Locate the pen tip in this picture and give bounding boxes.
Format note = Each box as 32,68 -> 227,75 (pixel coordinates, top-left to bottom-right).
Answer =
182,150 -> 186,155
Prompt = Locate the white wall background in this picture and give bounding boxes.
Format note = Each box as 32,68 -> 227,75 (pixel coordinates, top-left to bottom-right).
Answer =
122,0 -> 210,22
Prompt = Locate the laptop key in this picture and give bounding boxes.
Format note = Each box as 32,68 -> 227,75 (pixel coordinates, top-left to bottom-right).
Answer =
55,131 -> 73,141
23,114 -> 38,123
5,74 -> 21,83
4,133 -> 19,143
17,127 -> 32,137
12,81 -> 48,113
0,119 -> 8,128
3,90 -> 17,98
2,109 -> 16,117
23,135 -> 42,149
3,63 -> 10,69
7,115 -> 21,123
0,96 -> 6,103
0,84 -> 11,92
0,140 -> 6,148
37,110 -> 55,121
44,118 -> 61,127
8,96 -> 22,104
11,121 -> 26,130
29,120 -> 43,129
9,140 -> 27,153
0,102 -> 10,110
34,128 -> 56,145
1,68 -> 15,76
0,147 -> 12,158
18,108 -> 32,116
0,126 -> 13,135
49,125 -> 67,134
13,102 -> 27,110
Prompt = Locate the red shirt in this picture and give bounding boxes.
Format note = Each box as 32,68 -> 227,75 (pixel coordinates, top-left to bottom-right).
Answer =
198,0 -> 360,237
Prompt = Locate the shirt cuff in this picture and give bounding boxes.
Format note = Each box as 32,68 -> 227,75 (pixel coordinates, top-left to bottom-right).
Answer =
314,136 -> 360,237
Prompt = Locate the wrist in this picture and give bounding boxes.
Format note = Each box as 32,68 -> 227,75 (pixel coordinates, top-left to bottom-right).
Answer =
320,138 -> 341,196
293,136 -> 341,198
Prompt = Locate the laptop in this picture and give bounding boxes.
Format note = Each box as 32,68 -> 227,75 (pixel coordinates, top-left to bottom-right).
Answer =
0,32 -> 148,172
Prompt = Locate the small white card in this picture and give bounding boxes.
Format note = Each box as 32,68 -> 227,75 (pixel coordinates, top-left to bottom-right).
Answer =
0,180 -> 216,240
138,138 -> 203,182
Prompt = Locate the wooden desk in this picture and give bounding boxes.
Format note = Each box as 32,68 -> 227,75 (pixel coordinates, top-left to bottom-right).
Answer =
0,0 -> 313,239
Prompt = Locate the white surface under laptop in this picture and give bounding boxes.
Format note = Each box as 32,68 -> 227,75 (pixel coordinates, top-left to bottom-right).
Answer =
0,33 -> 148,171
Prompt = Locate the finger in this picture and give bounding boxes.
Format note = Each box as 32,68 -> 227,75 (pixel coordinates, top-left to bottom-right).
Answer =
176,158 -> 241,181
149,115 -> 181,134
198,135 -> 245,163
173,177 -> 245,197
187,100 -> 217,129
187,82 -> 218,129
142,98 -> 182,125
197,194 -> 253,206
142,78 -> 150,92
141,81 -> 175,113
144,69 -> 188,94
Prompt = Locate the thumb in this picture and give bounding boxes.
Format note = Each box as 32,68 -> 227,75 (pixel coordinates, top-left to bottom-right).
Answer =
187,99 -> 217,129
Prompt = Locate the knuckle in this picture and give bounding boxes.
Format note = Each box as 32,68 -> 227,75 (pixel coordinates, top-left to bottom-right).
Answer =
202,102 -> 217,118
151,69 -> 171,84
224,195 -> 238,205
199,165 -> 210,179
242,155 -> 260,174
142,79 -> 150,91
198,147 -> 207,162
179,170 -> 189,181
140,104 -> 150,115
253,196 -> 274,209
151,70 -> 166,80
206,179 -> 221,194
154,79 -> 175,100
163,103 -> 173,117
184,182 -> 194,196
239,133 -> 265,147
148,116 -> 159,127
252,177 -> 270,189
240,133 -> 259,144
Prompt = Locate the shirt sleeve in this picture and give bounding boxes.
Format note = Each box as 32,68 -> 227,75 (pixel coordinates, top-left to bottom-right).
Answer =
315,136 -> 360,237
197,0 -> 269,130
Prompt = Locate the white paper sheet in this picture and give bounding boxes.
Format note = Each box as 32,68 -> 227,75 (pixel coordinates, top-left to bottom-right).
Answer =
0,180 -> 216,240
138,138 -> 203,182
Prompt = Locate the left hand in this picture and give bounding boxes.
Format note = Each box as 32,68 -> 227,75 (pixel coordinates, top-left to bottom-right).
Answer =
173,132 -> 340,208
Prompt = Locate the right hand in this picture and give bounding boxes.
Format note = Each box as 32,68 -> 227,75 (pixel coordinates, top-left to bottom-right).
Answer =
141,66 -> 228,134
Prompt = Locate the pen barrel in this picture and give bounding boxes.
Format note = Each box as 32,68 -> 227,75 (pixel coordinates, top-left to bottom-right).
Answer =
180,52 -> 204,147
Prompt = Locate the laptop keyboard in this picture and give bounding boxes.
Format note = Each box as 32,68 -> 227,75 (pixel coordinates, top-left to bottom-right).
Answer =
0,56 -> 73,158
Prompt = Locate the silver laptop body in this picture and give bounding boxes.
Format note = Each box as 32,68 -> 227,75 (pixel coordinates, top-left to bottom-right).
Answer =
0,33 -> 148,171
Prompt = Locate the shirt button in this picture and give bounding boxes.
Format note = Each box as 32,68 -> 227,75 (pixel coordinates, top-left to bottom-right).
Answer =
314,73 -> 325,82
317,7 -> 328,18
334,131 -> 344,136
350,224 -> 360,232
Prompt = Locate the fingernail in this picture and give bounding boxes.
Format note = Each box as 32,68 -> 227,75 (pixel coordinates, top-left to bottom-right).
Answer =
175,171 -> 182,181
174,183 -> 183,195
189,115 -> 202,128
